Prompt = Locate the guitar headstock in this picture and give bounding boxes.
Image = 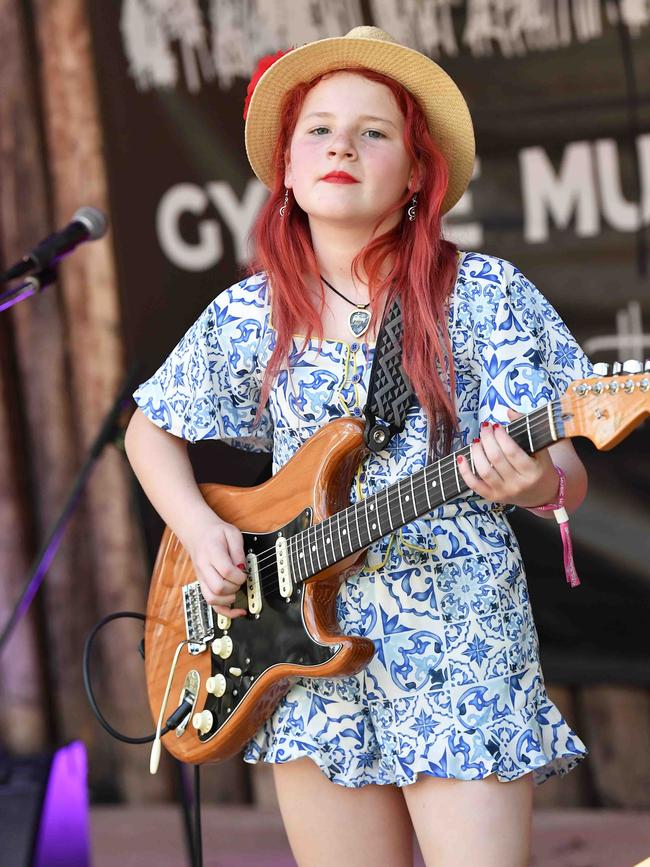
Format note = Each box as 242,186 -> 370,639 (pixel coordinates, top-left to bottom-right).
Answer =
562,361 -> 650,450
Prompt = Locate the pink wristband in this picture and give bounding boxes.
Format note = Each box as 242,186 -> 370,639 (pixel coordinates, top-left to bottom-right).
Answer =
531,464 -> 566,511
526,465 -> 580,589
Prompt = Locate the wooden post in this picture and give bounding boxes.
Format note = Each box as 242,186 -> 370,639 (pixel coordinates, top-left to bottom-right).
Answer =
30,0 -> 171,801
0,0 -> 105,766
0,317 -> 47,751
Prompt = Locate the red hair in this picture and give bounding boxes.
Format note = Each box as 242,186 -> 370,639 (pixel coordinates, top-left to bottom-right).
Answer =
248,68 -> 459,455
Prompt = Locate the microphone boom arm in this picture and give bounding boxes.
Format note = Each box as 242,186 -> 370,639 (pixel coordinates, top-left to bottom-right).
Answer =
0,268 -> 57,313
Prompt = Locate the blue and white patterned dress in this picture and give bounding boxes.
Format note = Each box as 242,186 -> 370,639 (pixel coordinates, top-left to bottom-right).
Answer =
134,251 -> 592,788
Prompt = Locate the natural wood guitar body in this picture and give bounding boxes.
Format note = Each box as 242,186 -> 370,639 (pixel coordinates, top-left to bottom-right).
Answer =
145,417 -> 375,764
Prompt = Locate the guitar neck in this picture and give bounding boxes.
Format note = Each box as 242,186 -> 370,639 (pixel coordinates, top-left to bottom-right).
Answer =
292,401 -> 564,583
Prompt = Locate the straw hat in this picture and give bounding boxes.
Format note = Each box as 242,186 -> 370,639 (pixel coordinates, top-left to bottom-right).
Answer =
244,26 -> 475,215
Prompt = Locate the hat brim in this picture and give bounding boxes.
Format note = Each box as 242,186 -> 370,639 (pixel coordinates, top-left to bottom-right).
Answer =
244,35 -> 475,215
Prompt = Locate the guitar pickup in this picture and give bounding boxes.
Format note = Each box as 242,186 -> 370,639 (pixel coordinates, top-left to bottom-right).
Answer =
275,536 -> 293,599
245,552 -> 262,614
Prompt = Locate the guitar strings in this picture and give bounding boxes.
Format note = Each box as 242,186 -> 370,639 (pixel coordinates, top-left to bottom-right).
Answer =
251,409 -> 558,592
245,408 -> 561,598
251,409 -> 557,589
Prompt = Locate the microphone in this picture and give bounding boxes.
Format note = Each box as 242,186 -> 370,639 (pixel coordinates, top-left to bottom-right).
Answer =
0,206 -> 109,284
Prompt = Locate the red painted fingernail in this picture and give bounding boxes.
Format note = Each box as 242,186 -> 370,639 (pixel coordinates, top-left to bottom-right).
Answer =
493,423 -> 500,430
457,455 -> 463,464
472,437 -> 480,443
238,563 -> 246,570
481,421 -> 490,428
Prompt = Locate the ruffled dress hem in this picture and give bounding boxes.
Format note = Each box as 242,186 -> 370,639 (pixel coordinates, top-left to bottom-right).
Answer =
243,695 -> 588,789
243,749 -> 587,789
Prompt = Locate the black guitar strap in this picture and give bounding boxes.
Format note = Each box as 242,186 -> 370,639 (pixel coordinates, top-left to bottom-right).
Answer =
363,295 -> 414,452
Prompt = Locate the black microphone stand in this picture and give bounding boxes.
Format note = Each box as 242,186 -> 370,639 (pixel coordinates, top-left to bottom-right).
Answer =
0,268 -> 199,867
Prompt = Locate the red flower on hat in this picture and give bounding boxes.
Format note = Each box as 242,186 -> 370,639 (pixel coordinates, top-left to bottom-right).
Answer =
243,48 -> 294,121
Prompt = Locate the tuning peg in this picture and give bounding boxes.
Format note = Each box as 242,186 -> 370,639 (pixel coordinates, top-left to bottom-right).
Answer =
645,359 -> 650,371
612,362 -> 622,374
592,363 -> 609,376
622,360 -> 643,373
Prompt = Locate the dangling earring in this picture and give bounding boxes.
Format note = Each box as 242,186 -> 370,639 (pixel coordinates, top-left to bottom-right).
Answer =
279,187 -> 289,217
407,193 -> 418,222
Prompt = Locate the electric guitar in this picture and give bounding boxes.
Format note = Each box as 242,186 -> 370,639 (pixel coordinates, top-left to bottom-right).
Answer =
144,364 -> 649,766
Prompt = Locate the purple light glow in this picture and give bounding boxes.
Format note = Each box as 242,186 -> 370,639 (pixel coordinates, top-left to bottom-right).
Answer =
32,741 -> 90,867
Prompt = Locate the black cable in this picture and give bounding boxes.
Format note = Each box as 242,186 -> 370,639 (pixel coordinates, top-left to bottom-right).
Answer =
193,764 -> 203,867
83,610 -> 192,743
85,610 -> 200,867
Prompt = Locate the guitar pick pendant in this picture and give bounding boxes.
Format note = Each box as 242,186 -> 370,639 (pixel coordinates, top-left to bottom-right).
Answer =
319,274 -> 371,338
349,308 -> 371,337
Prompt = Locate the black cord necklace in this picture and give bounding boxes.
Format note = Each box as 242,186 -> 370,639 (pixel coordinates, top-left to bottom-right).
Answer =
319,274 -> 371,337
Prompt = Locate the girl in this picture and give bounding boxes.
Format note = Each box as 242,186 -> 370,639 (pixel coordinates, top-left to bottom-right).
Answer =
125,26 -> 591,867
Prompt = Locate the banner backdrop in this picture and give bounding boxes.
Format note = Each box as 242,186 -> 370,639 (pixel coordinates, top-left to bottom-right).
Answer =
88,1 -> 650,683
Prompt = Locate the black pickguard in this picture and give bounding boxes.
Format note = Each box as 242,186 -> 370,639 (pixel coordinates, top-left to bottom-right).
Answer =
196,510 -> 338,740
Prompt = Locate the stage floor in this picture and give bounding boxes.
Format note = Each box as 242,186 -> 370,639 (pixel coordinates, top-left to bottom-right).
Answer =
90,805 -> 650,866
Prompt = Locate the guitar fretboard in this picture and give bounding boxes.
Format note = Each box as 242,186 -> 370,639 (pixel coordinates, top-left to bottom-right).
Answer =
288,401 -> 564,583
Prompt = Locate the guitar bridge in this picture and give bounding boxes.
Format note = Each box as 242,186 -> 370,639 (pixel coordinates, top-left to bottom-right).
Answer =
182,582 -> 215,655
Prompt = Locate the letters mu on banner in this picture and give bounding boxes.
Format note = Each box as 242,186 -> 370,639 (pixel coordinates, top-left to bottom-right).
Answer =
87,1 -> 650,683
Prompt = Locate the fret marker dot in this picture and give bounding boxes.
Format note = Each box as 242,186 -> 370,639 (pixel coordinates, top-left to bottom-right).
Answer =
299,552 -> 304,558
369,504 -> 374,511
405,495 -> 410,502
342,529 -> 347,535
372,523 -> 376,530
432,481 -> 437,487
311,546 -> 316,552
326,538 -> 330,544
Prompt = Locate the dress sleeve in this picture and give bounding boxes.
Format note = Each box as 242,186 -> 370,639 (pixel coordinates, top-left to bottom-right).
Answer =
477,263 -> 593,425
132,277 -> 273,452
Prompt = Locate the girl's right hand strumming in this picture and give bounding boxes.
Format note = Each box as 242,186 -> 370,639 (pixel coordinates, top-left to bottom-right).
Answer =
185,514 -> 249,619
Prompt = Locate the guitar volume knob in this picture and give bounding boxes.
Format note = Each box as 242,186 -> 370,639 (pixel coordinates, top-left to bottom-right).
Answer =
211,636 -> 233,659
206,674 -> 227,697
192,710 -> 213,734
